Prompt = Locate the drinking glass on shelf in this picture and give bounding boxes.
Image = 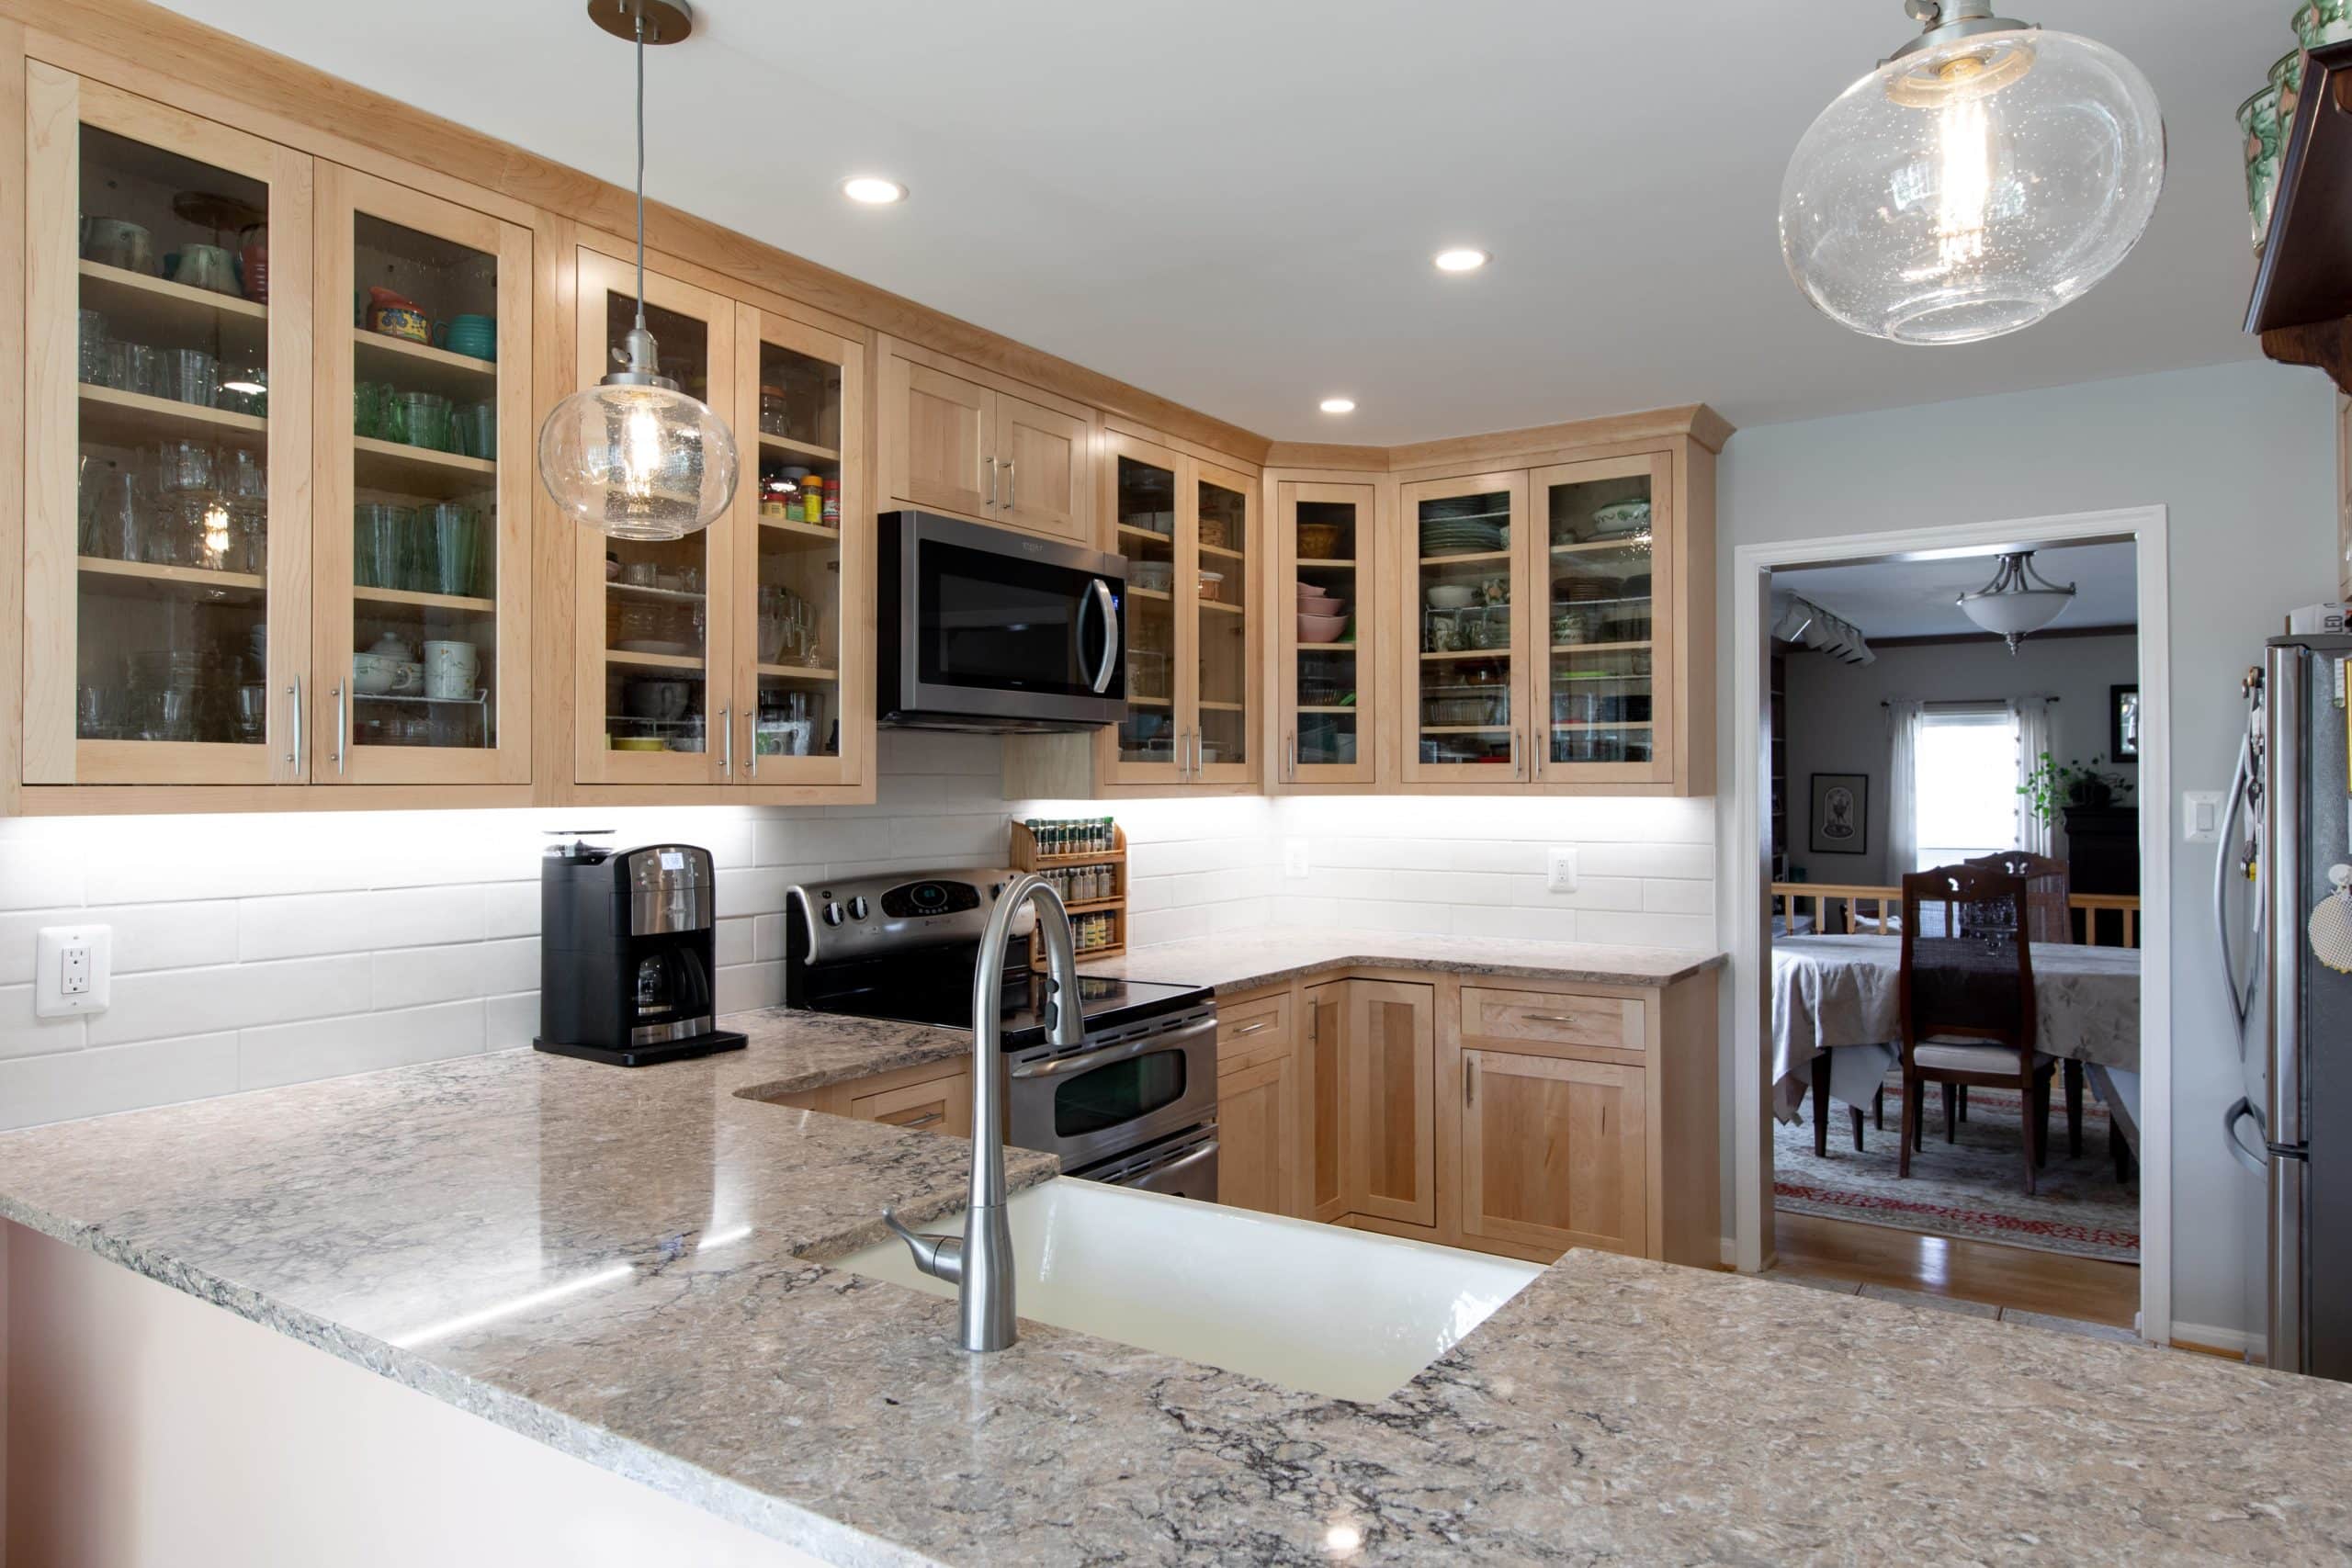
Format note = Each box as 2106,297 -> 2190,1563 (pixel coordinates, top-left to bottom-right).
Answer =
396,391 -> 453,453
77,310 -> 108,385
164,348 -> 219,408
426,503 -> 481,597
354,503 -> 417,590
232,682 -> 269,743
456,400 -> 497,461
153,439 -> 219,495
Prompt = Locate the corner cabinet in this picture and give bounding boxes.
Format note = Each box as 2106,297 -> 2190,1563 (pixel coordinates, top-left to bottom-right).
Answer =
1274,480 -> 1383,787
570,247 -> 870,800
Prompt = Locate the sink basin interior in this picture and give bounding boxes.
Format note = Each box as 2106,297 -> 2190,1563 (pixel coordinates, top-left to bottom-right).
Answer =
830,1178 -> 1544,1402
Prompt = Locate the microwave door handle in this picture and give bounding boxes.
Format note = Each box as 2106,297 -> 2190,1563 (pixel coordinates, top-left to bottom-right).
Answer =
1082,579 -> 1119,694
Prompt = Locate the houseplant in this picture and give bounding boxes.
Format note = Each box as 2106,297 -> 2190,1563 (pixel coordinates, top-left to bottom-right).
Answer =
2019,752 -> 2134,826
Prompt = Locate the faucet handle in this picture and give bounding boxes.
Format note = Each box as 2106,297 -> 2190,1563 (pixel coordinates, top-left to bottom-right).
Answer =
881,1206 -> 965,1284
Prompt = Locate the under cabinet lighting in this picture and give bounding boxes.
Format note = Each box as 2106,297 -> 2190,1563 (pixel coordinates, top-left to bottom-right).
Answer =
840,176 -> 908,205
1318,397 -> 1357,414
1433,248 -> 1489,273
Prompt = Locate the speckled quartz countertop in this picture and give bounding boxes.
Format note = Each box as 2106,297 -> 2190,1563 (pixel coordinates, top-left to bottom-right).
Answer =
2,937 -> 2348,1565
1081,925 -> 1726,991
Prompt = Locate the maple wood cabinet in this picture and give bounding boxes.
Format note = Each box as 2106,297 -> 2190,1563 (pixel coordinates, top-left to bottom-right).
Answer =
767,1057 -> 970,1137
1214,987 -> 1302,1216
878,337 -> 1093,545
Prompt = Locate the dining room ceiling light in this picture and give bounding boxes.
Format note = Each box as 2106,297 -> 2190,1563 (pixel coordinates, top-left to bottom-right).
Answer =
1432,248 -> 1490,273
1779,0 -> 2165,345
538,0 -> 740,543
1957,549 -> 2076,652
840,175 -> 908,205
1318,396 -> 1357,414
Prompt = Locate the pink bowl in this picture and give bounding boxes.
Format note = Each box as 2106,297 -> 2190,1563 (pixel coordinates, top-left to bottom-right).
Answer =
1299,594 -> 1346,616
1297,611 -> 1350,643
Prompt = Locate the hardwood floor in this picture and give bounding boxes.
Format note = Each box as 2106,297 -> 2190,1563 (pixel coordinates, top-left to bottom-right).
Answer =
1769,1209 -> 2140,1329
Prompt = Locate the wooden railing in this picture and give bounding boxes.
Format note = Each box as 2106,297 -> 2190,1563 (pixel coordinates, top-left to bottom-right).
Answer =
1770,883 -> 2141,949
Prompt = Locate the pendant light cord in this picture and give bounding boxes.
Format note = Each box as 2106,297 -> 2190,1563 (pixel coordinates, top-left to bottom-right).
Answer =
633,4 -> 648,335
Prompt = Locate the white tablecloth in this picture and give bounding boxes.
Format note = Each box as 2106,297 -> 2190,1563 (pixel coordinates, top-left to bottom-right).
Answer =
1770,935 -> 2142,1123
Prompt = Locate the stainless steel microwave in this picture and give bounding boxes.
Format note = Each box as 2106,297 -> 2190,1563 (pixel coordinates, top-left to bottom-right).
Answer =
878,511 -> 1125,732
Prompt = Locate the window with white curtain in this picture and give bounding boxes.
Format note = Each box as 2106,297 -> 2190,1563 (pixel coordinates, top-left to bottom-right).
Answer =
1913,705 -> 2020,871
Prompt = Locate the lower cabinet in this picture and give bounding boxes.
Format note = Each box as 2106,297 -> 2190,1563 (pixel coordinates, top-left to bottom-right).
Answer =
770,1058 -> 970,1137
1215,987 -> 1304,1216
1457,1048 -> 1647,1257
1340,980 -> 1437,1230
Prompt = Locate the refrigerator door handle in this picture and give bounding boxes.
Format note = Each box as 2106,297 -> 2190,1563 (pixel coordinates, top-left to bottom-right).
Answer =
2224,1096 -> 2270,1177
2216,732 -> 2261,1046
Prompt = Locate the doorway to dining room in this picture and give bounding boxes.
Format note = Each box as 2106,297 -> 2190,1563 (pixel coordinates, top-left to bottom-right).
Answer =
1729,510 -> 2171,1340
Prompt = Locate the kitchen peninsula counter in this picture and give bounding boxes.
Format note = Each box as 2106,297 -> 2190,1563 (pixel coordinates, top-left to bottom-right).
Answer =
1,950 -> 2346,1565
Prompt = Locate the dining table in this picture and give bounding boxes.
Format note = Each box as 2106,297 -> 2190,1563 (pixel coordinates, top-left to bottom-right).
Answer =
1770,933 -> 2143,1156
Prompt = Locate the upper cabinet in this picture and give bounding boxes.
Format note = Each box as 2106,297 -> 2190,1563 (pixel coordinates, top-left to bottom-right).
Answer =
25,67 -> 313,787
879,338 -> 1093,544
570,247 -> 870,799
1403,472 -> 1530,786
1533,453 -> 1675,788
1275,480 -> 1380,788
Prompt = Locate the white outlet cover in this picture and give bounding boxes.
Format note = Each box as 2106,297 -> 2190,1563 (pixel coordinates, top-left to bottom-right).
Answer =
36,924 -> 112,1018
1547,847 -> 1579,894
1282,838 -> 1311,878
2183,791 -> 2224,844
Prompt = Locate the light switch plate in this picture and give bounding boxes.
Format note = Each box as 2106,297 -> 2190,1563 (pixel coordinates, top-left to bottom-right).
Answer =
1547,847 -> 1579,894
1282,838 -> 1311,878
36,925 -> 111,1018
2183,791 -> 2224,844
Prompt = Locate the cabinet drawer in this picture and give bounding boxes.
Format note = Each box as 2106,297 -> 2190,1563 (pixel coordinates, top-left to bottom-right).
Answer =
850,1066 -> 971,1137
1461,987 -> 1645,1055
1217,990 -> 1293,1066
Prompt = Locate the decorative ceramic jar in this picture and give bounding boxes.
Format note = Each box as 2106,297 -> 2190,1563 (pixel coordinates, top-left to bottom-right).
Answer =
2242,80 -> 2285,251
2295,0 -> 2352,50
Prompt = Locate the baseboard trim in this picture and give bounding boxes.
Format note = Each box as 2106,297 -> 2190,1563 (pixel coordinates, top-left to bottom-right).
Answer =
2169,1323 -> 2267,1364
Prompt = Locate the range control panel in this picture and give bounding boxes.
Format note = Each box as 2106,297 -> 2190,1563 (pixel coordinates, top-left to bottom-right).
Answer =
788,869 -> 1018,961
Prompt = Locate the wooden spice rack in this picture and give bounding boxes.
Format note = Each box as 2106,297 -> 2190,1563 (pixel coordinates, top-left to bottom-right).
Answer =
1009,818 -> 1126,969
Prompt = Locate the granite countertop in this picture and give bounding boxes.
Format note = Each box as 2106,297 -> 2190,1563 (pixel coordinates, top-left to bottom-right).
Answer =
2,935 -> 2347,1564
1082,926 -> 1726,991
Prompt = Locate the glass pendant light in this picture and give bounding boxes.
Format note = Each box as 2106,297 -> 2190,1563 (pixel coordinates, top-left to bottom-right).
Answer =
1957,550 -> 2076,652
538,0 -> 739,541
1780,0 -> 2165,345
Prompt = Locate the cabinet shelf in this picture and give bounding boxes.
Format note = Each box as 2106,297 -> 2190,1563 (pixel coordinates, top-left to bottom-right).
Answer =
1297,705 -> 1358,715
755,664 -> 838,681
1419,725 -> 1513,734
1198,542 -> 1246,562
757,516 -> 842,546
605,580 -> 705,604
1552,721 -> 1653,731
1125,694 -> 1172,706
1553,639 -> 1652,654
353,436 -> 496,501
79,384 -> 266,447
353,329 -> 498,400
1117,523 -> 1176,544
1420,549 -> 1512,566
605,649 -> 705,671
78,555 -> 265,598
756,432 -> 839,463
1550,537 -> 1651,556
1199,599 -> 1245,615
1420,649 -> 1513,661
1295,558 -> 1358,570
1198,700 -> 1246,713
354,585 -> 496,614
80,259 -> 268,347
1129,586 -> 1171,602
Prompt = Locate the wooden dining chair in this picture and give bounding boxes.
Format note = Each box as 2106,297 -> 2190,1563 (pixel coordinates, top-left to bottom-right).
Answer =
1963,851 -> 2086,1156
1898,864 -> 2057,1195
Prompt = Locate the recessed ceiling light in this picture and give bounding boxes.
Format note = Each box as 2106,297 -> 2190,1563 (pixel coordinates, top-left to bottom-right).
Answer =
1318,397 -> 1357,414
840,176 -> 907,205
1433,247 -> 1489,273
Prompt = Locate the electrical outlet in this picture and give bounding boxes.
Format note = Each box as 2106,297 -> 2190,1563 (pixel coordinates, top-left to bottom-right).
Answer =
36,925 -> 112,1019
1282,838 -> 1311,878
2183,791 -> 2224,844
1547,847 -> 1579,894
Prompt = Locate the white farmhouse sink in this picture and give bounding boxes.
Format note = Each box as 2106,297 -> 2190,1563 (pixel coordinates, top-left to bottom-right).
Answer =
831,1178 -> 1544,1402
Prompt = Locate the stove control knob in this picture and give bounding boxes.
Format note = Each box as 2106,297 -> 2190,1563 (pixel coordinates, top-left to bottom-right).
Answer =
847,896 -> 871,921
820,901 -> 845,927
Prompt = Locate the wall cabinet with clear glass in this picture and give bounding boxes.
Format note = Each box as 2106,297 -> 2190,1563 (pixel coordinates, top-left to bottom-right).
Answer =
570,245 -> 869,800
1273,479 -> 1384,788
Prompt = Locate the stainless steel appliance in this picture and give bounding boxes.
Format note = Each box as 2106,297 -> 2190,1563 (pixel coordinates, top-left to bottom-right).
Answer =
2220,636 -> 2352,1380
877,511 -> 1125,732
785,869 -> 1217,1196
535,836 -> 749,1068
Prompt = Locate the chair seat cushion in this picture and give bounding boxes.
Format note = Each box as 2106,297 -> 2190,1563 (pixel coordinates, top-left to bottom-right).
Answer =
1914,1042 -> 2054,1076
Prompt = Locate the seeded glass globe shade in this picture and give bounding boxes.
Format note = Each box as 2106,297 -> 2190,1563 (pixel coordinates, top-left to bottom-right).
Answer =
537,374 -> 739,541
1780,24 -> 2165,345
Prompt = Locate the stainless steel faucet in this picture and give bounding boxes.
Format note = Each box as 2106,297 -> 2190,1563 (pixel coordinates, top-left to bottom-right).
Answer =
881,872 -> 1081,1352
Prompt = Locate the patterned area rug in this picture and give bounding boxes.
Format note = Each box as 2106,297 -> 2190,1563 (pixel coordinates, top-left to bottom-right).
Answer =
1773,1077 -> 2139,1263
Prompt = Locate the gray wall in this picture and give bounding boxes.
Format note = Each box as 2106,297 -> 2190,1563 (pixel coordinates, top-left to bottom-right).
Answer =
1722,358 -> 2338,1343
1783,633 -> 2140,886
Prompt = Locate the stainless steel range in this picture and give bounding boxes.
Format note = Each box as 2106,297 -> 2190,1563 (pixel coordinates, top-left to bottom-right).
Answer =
784,870 -> 1219,1199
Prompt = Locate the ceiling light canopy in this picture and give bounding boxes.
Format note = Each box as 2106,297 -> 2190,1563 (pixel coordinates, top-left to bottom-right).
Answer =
1957,549 -> 2076,651
538,0 -> 741,543
840,175 -> 907,205
1779,0 -> 2165,345
1433,248 -> 1489,273
1318,396 -> 1357,414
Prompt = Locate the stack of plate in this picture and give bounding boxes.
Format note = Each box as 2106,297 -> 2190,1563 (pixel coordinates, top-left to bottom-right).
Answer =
1420,519 -> 1506,557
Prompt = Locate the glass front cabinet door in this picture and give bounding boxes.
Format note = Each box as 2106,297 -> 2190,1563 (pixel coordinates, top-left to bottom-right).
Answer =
1276,481 -> 1377,786
1402,472 -> 1530,785
1532,453 -> 1674,788
571,249 -> 739,786
24,67 -> 313,786
313,165 -> 531,784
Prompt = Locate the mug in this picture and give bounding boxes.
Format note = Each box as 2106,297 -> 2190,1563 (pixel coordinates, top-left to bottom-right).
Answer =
172,244 -> 240,295
424,639 -> 481,700
81,217 -> 154,275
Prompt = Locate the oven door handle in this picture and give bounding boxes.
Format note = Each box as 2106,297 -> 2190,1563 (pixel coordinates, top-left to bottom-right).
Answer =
1131,1136 -> 1219,1182
1078,577 -> 1119,695
1008,1015 -> 1216,1079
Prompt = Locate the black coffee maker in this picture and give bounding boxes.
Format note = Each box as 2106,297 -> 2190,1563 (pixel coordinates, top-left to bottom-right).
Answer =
535,836 -> 748,1067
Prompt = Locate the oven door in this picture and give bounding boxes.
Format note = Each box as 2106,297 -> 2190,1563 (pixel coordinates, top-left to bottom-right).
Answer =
883,511 -> 1125,728
1072,1123 -> 1220,1201
1006,1010 -> 1216,1170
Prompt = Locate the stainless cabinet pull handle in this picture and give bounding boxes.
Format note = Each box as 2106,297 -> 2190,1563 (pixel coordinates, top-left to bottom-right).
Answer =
332,682 -> 346,774
746,708 -> 758,777
1286,728 -> 1296,781
718,705 -> 732,775
900,1111 -> 944,1129
1004,459 -> 1015,511
988,456 -> 999,508
1229,1020 -> 1272,1037
1521,1012 -> 1587,1025
1466,1055 -> 1478,1108
1510,725 -> 1521,780
288,676 -> 301,767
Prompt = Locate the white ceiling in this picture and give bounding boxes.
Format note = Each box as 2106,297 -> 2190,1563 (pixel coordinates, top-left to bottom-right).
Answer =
1773,540 -> 2139,640
155,0 -> 2278,443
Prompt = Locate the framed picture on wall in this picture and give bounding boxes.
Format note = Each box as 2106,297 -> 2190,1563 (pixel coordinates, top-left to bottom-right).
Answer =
2112,684 -> 2140,762
1810,773 -> 1869,856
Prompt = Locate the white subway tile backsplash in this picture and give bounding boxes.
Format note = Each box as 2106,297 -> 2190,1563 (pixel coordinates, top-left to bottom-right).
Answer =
485,991 -> 538,1054
1642,879 -> 1716,916
0,901 -> 238,984
1451,905 -> 1580,942
372,942 -> 490,1010
92,955 -> 373,1047
716,961 -> 785,1014
0,839 -> 87,910
240,886 -> 486,962
716,917 -> 756,967
484,881 -> 539,939
0,983 -> 85,1061
752,913 -> 787,964
239,1000 -> 486,1091
0,1032 -> 239,1132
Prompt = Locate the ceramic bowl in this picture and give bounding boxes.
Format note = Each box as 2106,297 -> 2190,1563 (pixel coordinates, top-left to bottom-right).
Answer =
625,680 -> 691,721
351,653 -> 400,695
1592,501 -> 1652,534
1299,594 -> 1346,617
1426,584 -> 1475,610
1297,611 -> 1350,644
611,736 -> 666,751
1130,561 -> 1174,593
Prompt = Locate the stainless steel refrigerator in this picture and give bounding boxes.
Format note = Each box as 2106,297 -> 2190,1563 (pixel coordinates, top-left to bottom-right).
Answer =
2226,635 -> 2352,1380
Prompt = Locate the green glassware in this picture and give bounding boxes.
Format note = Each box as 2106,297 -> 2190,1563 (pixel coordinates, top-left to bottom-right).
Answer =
2295,0 -> 2352,50
2242,82 -> 2284,252
426,503 -> 482,598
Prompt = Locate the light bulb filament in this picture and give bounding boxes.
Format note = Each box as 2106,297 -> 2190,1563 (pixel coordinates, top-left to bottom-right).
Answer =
1934,94 -> 1993,274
